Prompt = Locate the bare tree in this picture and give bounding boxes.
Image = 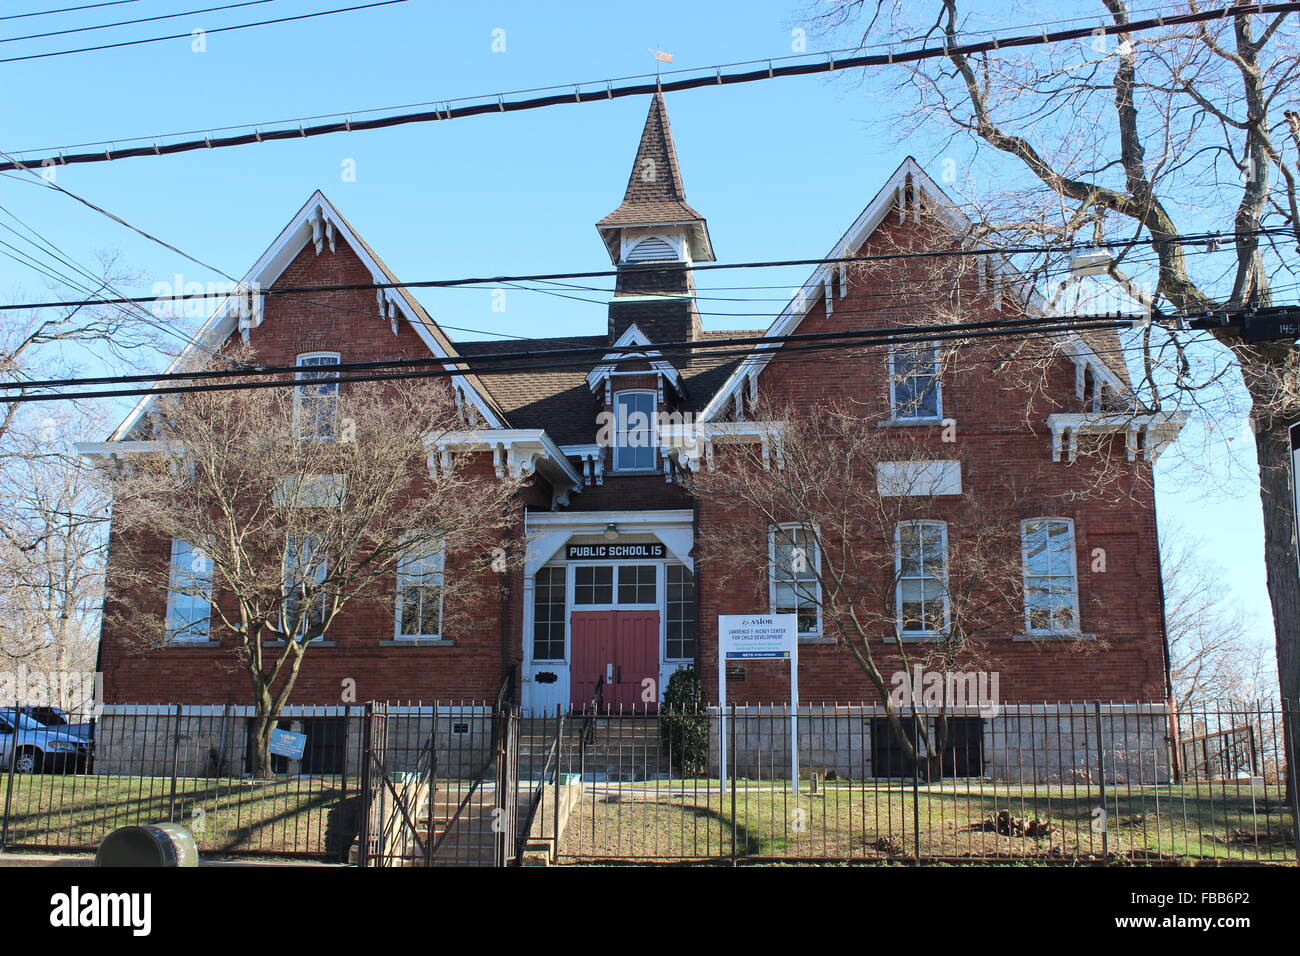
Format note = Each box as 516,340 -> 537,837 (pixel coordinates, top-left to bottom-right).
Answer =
1162,524 -> 1277,709
808,0 -> 1300,751
0,404 -> 107,712
681,399 -> 1034,777
98,355 -> 523,775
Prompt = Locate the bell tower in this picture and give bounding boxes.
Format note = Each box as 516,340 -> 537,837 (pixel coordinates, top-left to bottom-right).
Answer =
596,94 -> 714,345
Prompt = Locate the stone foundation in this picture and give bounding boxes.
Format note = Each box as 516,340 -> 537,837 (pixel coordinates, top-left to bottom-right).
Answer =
93,704 -> 493,780
706,704 -> 1172,784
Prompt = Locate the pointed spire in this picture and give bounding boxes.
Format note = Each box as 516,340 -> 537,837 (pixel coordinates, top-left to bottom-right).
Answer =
600,93 -> 700,224
597,94 -> 713,262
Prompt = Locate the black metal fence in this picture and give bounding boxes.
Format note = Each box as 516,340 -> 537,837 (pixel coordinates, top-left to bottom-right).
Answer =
550,701 -> 1300,864
2,700 -> 1297,865
0,704 -> 368,858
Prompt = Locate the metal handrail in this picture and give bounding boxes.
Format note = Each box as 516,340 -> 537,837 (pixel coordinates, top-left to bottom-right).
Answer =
514,714 -> 564,864
366,672 -> 516,866
578,678 -> 605,781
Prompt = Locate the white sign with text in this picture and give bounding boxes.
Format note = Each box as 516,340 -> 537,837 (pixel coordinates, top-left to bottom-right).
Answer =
717,614 -> 799,793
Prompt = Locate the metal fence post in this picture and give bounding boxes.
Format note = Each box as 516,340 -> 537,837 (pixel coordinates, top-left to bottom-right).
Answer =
1094,701 -> 1108,858
729,703 -> 737,865
0,699 -> 18,852
357,702 -> 373,867
168,703 -> 182,823
911,705 -> 921,866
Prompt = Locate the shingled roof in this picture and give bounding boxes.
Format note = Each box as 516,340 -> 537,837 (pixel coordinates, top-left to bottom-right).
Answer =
597,94 -> 714,262
453,330 -> 761,446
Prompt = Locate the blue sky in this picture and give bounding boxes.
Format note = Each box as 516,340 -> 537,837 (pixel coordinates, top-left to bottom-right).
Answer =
0,0 -> 1274,644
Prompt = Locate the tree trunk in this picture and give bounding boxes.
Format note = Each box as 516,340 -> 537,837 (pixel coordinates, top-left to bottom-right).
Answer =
250,713 -> 276,779
1246,384 -> 1300,797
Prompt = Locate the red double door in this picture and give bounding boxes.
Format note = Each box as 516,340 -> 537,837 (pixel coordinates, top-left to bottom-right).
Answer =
570,610 -> 659,713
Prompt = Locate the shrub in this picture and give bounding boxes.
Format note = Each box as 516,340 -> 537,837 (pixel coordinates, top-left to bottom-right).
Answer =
660,667 -> 709,777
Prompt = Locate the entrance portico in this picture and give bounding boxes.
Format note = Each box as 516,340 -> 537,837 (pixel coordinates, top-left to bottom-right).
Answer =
521,510 -> 695,715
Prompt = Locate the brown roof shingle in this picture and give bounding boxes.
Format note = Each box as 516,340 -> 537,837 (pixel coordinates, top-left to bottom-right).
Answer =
452,329 -> 761,446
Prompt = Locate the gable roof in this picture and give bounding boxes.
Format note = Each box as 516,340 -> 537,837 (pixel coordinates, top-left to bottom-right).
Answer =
699,157 -> 1133,421
453,329 -> 759,447
106,192 -> 507,441
584,324 -> 683,393
596,94 -> 714,262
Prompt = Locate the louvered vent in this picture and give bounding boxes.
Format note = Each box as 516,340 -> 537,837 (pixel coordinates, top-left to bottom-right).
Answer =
625,236 -> 678,262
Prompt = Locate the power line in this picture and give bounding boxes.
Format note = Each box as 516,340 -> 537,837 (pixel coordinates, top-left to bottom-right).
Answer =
0,317 -> 1177,404
0,312 -> 1141,392
2,0 -> 278,45
0,0 -> 408,65
1,0 -> 137,22
4,1 -> 1292,172
7,0 -> 1197,155
0,226 -> 1285,314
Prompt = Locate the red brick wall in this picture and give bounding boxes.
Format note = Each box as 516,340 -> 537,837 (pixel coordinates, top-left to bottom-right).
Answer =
98,204 -> 1169,708
98,234 -> 526,705
692,210 -> 1167,704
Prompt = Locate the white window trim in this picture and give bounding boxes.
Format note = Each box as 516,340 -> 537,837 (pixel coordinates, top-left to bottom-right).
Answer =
768,523 -> 822,637
611,389 -> 659,474
531,565 -> 567,661
282,533 -> 328,642
894,520 -> 950,638
1020,517 -> 1082,636
165,537 -> 214,643
887,342 -> 942,422
393,536 -> 446,641
294,352 -> 341,441
570,563 -> 659,608
664,563 -> 696,662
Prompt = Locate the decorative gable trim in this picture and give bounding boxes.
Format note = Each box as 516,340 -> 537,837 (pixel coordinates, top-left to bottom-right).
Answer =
698,157 -> 1128,422
107,192 -> 507,443
425,428 -> 582,509
585,323 -> 684,399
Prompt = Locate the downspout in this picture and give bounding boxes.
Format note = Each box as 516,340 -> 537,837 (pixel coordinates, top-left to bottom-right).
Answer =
1154,515 -> 1181,783
499,499 -> 514,701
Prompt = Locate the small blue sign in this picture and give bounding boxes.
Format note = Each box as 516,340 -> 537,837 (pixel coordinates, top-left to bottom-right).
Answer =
269,729 -> 307,760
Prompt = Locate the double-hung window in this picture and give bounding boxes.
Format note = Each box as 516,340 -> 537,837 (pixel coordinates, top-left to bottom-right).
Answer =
395,537 -> 444,639
770,525 -> 820,636
1021,518 -> 1080,634
888,343 -> 941,420
295,353 -> 340,440
896,521 -> 948,636
612,390 -> 657,472
283,533 -> 328,641
166,538 -> 213,642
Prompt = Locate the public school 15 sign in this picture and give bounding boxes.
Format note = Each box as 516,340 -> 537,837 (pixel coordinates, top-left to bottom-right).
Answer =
565,543 -> 666,560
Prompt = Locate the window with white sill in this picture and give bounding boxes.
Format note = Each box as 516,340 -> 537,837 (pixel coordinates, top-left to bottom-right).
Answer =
770,525 -> 821,636
165,538 -> 213,642
295,353 -> 340,440
888,343 -> 941,420
895,520 -> 948,636
1021,518 -> 1080,634
394,537 -> 445,640
282,533 -> 328,641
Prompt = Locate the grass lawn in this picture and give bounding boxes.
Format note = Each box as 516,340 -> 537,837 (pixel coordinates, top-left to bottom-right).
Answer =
559,780 -> 1298,863
0,773 -> 350,856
